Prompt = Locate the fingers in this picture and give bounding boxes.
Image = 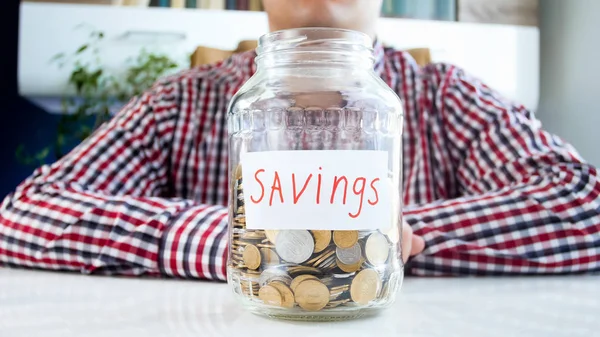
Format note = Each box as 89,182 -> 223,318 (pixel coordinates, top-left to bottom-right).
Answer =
401,223 -> 413,263
401,221 -> 425,263
411,234 -> 425,256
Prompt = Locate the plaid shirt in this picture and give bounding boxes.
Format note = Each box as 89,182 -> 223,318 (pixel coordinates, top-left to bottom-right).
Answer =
1,42 -> 599,280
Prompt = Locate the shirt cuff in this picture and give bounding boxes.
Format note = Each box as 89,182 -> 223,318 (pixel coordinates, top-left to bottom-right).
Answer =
158,204 -> 229,280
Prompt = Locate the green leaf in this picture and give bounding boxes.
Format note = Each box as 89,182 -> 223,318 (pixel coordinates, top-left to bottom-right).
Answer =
76,44 -> 89,54
50,53 -> 65,62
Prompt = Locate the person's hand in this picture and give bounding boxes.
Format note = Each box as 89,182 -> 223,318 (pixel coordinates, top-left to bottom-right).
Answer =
401,220 -> 425,263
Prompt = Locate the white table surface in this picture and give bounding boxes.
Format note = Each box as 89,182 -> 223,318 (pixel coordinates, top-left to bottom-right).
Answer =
0,269 -> 598,337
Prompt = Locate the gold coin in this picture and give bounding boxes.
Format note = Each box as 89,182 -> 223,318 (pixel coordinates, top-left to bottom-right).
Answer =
241,230 -> 265,240
333,230 -> 359,248
235,164 -> 243,180
350,269 -> 381,305
294,279 -> 330,311
242,244 -> 261,270
336,258 -> 362,273
290,274 -> 318,293
312,249 -> 336,268
287,266 -> 321,276
265,230 -> 279,243
311,230 -> 332,253
258,284 -> 282,306
270,281 -> 295,309
260,248 -> 280,265
330,284 -> 350,291
306,248 -> 334,266
325,299 -> 350,308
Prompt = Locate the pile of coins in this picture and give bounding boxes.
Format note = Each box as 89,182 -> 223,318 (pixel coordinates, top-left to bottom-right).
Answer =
229,165 -> 400,312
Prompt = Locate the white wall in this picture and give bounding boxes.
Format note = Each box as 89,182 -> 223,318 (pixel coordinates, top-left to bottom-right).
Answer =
538,0 -> 600,165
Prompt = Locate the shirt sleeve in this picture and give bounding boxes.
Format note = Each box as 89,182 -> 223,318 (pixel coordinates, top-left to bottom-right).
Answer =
405,64 -> 600,275
0,81 -> 228,281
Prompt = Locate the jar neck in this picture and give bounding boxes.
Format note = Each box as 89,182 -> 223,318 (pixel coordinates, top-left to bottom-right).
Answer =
255,28 -> 375,70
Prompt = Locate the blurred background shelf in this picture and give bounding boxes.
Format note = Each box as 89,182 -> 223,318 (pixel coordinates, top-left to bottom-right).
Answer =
22,0 -> 538,26
18,2 -> 540,112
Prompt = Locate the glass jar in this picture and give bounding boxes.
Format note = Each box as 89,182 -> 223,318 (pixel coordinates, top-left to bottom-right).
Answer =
227,28 -> 404,321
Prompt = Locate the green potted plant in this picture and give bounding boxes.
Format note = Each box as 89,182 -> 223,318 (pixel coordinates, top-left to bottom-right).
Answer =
17,27 -> 179,166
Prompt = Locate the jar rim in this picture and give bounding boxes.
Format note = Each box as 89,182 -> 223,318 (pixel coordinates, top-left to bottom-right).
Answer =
257,27 -> 374,56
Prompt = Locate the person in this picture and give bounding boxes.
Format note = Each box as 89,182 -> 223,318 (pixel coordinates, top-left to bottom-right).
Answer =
1,0 -> 599,280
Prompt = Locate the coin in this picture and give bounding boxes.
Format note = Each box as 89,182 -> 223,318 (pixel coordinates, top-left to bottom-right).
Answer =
235,164 -> 243,180
330,284 -> 350,291
270,275 -> 293,286
336,258 -> 362,273
306,248 -> 332,266
242,244 -> 261,270
270,281 -> 295,309
287,266 -> 321,277
350,269 -> 381,305
312,249 -> 336,268
290,274 -> 318,293
260,248 -> 280,265
336,242 -> 362,265
333,230 -> 358,248
275,230 -> 315,264
258,284 -> 282,306
265,230 -> 279,243
256,243 -> 276,249
311,230 -> 332,253
365,232 -> 390,266
259,268 -> 291,286
325,299 -> 350,308
318,255 -> 337,271
294,279 -> 330,311
241,231 -> 265,240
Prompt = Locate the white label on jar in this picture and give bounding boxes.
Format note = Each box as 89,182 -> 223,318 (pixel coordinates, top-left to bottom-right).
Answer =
241,150 -> 392,230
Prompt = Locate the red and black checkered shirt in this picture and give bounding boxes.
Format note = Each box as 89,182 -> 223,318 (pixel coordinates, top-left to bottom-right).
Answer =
2,43 -> 599,279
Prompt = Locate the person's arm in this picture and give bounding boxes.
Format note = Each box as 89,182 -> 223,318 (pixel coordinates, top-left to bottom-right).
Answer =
406,64 -> 600,275
0,80 -> 228,280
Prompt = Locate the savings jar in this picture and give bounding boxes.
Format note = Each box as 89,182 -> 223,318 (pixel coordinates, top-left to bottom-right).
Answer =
227,27 -> 404,321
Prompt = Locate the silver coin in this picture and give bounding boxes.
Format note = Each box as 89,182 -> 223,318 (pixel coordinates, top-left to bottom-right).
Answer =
320,255 -> 337,268
275,230 -> 315,264
365,232 -> 390,266
336,243 -> 362,265
259,267 -> 289,286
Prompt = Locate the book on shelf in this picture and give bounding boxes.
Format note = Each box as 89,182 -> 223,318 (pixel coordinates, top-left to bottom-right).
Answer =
186,0 -> 196,8
157,0 -> 169,7
381,0 -> 455,21
114,0 -> 150,5
171,0 -> 184,7
226,0 -> 235,10
248,0 -> 261,11
206,0 -> 224,9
